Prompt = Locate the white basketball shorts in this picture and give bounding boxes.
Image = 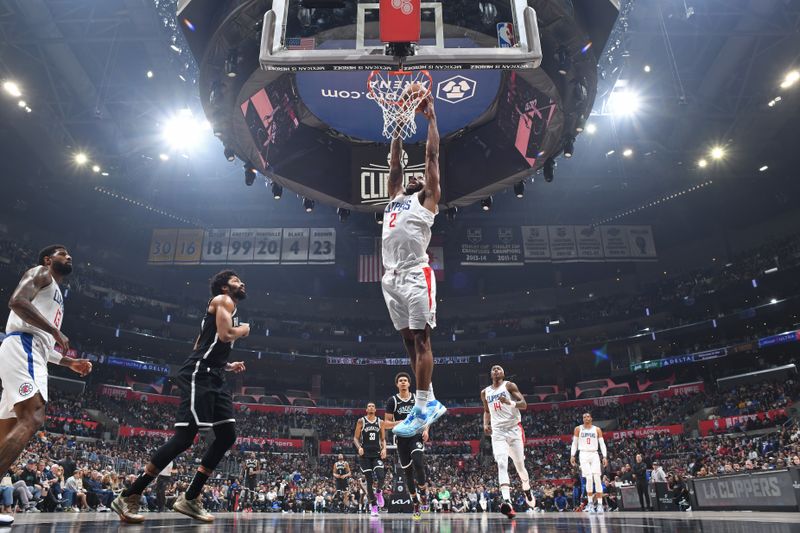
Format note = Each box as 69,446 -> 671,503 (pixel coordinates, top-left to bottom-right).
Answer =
491,423 -> 525,462
381,265 -> 437,331
0,332 -> 49,419
580,451 -> 602,477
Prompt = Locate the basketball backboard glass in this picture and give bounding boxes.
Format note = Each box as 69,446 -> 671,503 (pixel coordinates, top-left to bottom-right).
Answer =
260,0 -> 541,71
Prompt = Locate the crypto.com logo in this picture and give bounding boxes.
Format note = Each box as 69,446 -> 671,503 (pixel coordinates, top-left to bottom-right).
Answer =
436,75 -> 477,104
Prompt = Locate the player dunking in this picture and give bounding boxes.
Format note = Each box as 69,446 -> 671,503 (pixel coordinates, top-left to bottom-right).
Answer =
570,412 -> 609,513
111,270 -> 249,523
383,372 -> 430,520
0,245 -> 93,527
332,453 -> 352,509
353,402 -> 387,517
481,365 -> 535,520
383,93 -> 447,438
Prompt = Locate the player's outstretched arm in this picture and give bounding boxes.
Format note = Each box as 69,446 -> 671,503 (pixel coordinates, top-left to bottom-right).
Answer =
9,266 -> 69,350
388,136 -> 404,200
421,94 -> 440,213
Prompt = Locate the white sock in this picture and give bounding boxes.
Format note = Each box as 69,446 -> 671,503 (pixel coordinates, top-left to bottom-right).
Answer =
521,479 -> 531,492
415,390 -> 429,413
500,486 -> 511,501
428,383 -> 436,403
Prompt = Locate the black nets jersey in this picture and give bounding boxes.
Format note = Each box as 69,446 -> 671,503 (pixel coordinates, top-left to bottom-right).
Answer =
360,416 -> 382,457
335,461 -> 348,476
185,303 -> 239,369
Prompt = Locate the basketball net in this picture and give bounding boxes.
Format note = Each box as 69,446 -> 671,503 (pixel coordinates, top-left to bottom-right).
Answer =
367,69 -> 432,140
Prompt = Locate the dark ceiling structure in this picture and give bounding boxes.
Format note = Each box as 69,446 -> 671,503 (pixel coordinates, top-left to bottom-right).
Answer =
0,0 -> 799,238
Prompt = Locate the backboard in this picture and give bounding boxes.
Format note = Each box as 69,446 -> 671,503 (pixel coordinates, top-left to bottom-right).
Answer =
260,0 -> 542,71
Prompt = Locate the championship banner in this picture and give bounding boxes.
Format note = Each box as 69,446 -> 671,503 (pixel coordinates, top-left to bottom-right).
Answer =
698,408 -> 787,436
547,225 -> 578,261
459,226 -> 524,266
600,226 -> 630,259
521,226 -> 550,262
574,225 -> 604,260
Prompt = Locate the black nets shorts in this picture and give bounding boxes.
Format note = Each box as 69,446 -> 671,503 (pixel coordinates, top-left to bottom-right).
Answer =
174,366 -> 234,428
396,435 -> 424,468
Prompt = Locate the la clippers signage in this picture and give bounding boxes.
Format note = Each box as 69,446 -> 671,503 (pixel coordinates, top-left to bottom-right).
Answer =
692,470 -> 799,510
352,145 -> 430,206
295,70 -> 500,142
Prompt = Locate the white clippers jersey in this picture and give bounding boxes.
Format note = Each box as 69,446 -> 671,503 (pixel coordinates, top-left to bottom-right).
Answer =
483,381 -> 521,430
577,425 -> 600,454
382,192 -> 437,272
5,272 -> 64,354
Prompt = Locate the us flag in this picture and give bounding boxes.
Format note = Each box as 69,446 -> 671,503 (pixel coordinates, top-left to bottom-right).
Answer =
358,237 -> 384,283
287,37 -> 316,50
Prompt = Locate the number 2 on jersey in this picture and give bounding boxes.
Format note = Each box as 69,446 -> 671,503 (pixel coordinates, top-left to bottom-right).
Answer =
388,212 -> 398,228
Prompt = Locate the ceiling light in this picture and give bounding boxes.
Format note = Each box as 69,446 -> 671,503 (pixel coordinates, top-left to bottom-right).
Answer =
92,165 -> 101,173
375,212 -> 384,225
25,106 -> 32,113
586,123 -> 597,134
710,146 -> 725,160
170,44 -> 182,53
481,197 -> 493,211
162,110 -> 205,150
607,89 -> 640,116
224,147 -> 235,162
146,70 -> 154,79
271,182 -> 283,200
101,172 -> 109,177
17,100 -> 26,108
543,157 -> 555,182
244,163 -> 257,186
74,153 -> 88,165
446,207 -> 457,221
303,197 -> 315,212
759,165 -> 768,172
563,137 -> 575,158
514,181 -> 525,198
159,153 -> 169,161
606,149 -> 615,156
623,148 -> 633,157
697,159 -> 707,168
780,70 -> 799,89
337,207 -> 350,222
3,81 -> 22,97
644,65 -> 651,73
225,50 -> 239,78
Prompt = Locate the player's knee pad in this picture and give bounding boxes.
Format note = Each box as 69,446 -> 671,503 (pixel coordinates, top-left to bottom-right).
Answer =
151,426 -> 197,469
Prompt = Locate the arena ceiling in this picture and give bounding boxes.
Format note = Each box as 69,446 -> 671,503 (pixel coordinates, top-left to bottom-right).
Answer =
1,0 -> 799,236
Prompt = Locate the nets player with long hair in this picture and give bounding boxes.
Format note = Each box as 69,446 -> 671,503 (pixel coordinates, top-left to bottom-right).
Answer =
383,371 -> 431,519
383,93 -> 447,439
0,245 -> 92,527
481,365 -> 536,520
332,453 -> 352,510
111,270 -> 250,523
353,402 -> 387,517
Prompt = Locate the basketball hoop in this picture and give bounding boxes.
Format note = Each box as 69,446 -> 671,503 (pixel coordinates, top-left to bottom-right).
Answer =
367,69 -> 432,140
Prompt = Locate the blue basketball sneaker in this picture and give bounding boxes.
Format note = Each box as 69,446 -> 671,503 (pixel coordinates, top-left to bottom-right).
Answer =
392,405 -> 429,437
425,399 -> 447,426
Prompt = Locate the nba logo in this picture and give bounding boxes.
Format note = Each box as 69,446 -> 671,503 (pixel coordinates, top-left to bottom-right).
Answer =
497,23 -> 515,48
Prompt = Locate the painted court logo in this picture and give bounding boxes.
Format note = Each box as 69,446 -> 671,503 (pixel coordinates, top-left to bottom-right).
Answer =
391,0 -> 414,15
19,382 -> 34,397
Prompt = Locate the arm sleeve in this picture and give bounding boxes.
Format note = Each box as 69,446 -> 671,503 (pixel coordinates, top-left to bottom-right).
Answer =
571,436 -> 578,457
48,349 -> 63,365
599,438 -> 607,458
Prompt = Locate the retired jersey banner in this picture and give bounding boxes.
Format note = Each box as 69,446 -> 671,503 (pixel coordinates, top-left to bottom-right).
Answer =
521,226 -> 550,262
460,226 -> 524,266
149,228 -> 335,265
